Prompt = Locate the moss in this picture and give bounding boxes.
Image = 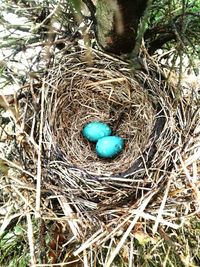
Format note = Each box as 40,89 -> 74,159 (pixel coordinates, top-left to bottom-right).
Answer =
96,0 -> 118,47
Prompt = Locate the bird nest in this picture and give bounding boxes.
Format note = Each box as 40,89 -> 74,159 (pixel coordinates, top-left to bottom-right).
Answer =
19,46 -> 178,206
47,56 -> 156,176
17,45 -> 180,213
15,45 -> 199,263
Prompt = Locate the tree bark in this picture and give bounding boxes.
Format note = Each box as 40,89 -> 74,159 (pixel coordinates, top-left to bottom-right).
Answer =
95,0 -> 148,55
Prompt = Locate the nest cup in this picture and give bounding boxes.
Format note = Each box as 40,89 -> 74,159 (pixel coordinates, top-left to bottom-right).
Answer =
46,51 -> 157,176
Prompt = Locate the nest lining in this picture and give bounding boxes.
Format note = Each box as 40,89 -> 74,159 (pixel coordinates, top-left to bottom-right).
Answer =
46,56 -> 157,176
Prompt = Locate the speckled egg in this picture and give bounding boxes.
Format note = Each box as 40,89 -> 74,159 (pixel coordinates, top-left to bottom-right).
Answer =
96,136 -> 124,158
82,121 -> 112,142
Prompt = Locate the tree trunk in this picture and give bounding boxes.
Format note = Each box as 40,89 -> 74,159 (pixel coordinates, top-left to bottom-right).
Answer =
95,0 -> 148,55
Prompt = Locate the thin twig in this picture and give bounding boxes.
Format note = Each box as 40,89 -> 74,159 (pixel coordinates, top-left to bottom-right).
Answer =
35,79 -> 45,217
27,213 -> 37,266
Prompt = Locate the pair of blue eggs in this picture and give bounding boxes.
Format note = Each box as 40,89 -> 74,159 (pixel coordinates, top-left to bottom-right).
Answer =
82,121 -> 124,158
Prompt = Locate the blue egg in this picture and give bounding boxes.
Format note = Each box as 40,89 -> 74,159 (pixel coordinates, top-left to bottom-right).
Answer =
82,121 -> 112,142
96,136 -> 124,158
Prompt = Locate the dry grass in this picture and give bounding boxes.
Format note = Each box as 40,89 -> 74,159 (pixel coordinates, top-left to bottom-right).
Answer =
1,44 -> 198,266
